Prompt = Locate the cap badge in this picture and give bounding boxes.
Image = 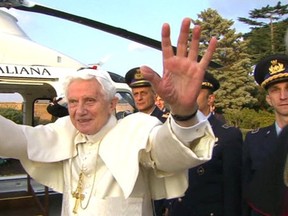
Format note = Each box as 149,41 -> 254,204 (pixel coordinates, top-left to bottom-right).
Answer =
134,69 -> 144,80
202,81 -> 213,89
269,60 -> 285,75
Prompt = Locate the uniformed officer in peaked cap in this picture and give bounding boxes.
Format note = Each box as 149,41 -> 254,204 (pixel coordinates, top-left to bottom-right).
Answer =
125,68 -> 169,127
167,71 -> 243,216
200,72 -> 226,122
243,54 -> 288,216
124,67 -> 169,125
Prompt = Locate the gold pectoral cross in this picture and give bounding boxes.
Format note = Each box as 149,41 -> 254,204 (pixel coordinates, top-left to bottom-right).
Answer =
72,172 -> 85,214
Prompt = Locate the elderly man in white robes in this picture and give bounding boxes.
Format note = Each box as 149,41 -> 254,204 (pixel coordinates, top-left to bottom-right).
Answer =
0,18 -> 217,216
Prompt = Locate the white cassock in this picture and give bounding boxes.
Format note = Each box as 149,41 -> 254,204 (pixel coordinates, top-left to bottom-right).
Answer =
0,112 -> 215,216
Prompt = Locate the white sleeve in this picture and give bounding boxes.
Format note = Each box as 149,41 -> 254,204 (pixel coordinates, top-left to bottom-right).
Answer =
150,111 -> 215,173
170,111 -> 210,144
0,115 -> 76,162
0,115 -> 27,159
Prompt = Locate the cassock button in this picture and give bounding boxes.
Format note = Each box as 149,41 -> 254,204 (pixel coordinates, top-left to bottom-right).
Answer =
197,166 -> 205,175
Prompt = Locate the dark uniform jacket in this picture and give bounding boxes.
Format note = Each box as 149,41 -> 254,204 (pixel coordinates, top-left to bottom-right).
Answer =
150,106 -> 169,216
245,125 -> 288,216
242,124 -> 278,216
150,106 -> 169,123
168,114 -> 243,216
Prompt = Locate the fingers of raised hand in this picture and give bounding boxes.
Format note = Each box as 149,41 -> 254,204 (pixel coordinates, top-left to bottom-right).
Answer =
199,37 -> 217,71
187,25 -> 217,71
176,18 -> 191,57
161,23 -> 174,60
187,25 -> 201,61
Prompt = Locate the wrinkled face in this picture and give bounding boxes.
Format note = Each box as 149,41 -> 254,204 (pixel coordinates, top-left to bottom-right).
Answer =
266,82 -> 288,117
196,89 -> 215,116
132,86 -> 156,114
67,79 -> 117,135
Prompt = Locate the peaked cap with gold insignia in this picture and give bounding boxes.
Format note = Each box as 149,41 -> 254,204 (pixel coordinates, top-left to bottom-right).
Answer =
125,67 -> 151,88
254,54 -> 288,89
202,71 -> 220,92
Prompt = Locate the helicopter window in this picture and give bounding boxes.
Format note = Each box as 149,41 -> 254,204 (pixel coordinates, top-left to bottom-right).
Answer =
33,99 -> 54,126
0,93 -> 24,124
115,91 -> 135,119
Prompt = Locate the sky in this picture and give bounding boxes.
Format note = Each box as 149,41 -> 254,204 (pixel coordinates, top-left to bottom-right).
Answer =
0,0 -> 281,101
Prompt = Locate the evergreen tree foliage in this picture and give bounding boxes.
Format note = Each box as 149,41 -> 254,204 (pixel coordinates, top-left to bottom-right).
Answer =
238,2 -> 287,28
238,2 -> 288,63
224,108 -> 274,137
191,9 -> 258,112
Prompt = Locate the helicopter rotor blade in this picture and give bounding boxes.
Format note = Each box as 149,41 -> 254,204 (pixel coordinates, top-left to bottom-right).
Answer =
0,0 -> 221,68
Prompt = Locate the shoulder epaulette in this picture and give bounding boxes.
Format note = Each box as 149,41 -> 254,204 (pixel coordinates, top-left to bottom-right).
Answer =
222,123 -> 232,129
251,128 -> 260,134
162,112 -> 170,119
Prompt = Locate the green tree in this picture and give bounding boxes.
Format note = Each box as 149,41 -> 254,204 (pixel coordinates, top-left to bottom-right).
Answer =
224,108 -> 274,137
191,8 -> 258,112
238,2 -> 288,63
0,108 -> 23,124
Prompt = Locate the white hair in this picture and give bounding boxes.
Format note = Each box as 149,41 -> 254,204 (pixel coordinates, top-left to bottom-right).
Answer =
63,68 -> 116,101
